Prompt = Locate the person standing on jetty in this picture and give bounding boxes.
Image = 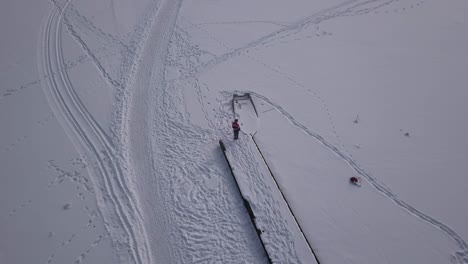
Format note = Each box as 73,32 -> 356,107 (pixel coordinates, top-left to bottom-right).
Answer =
232,119 -> 240,140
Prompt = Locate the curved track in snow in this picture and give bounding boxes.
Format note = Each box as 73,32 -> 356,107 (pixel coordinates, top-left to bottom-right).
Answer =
120,0 -> 183,262
37,0 -> 151,263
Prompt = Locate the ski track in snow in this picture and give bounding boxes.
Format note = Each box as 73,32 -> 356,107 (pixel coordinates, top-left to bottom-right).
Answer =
37,0 -> 152,263
237,91 -> 468,263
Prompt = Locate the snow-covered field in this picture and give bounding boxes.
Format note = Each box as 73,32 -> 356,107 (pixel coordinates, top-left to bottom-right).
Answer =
1,0 -> 467,263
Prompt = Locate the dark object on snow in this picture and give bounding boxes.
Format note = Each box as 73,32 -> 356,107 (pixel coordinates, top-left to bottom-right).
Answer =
404,132 -> 410,137
350,176 -> 359,184
353,115 -> 359,124
232,119 -> 240,140
219,140 -> 226,151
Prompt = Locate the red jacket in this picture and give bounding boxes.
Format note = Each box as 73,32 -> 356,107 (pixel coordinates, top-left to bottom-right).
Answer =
232,121 -> 240,131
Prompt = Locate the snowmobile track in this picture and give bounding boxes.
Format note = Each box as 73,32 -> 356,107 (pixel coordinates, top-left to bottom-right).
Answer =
38,0 -> 151,263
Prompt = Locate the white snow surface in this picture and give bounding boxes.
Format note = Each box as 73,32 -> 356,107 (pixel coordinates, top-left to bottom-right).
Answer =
1,0 -> 468,263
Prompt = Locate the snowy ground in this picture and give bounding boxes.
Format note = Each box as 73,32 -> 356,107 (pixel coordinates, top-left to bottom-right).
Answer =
1,0 -> 467,263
